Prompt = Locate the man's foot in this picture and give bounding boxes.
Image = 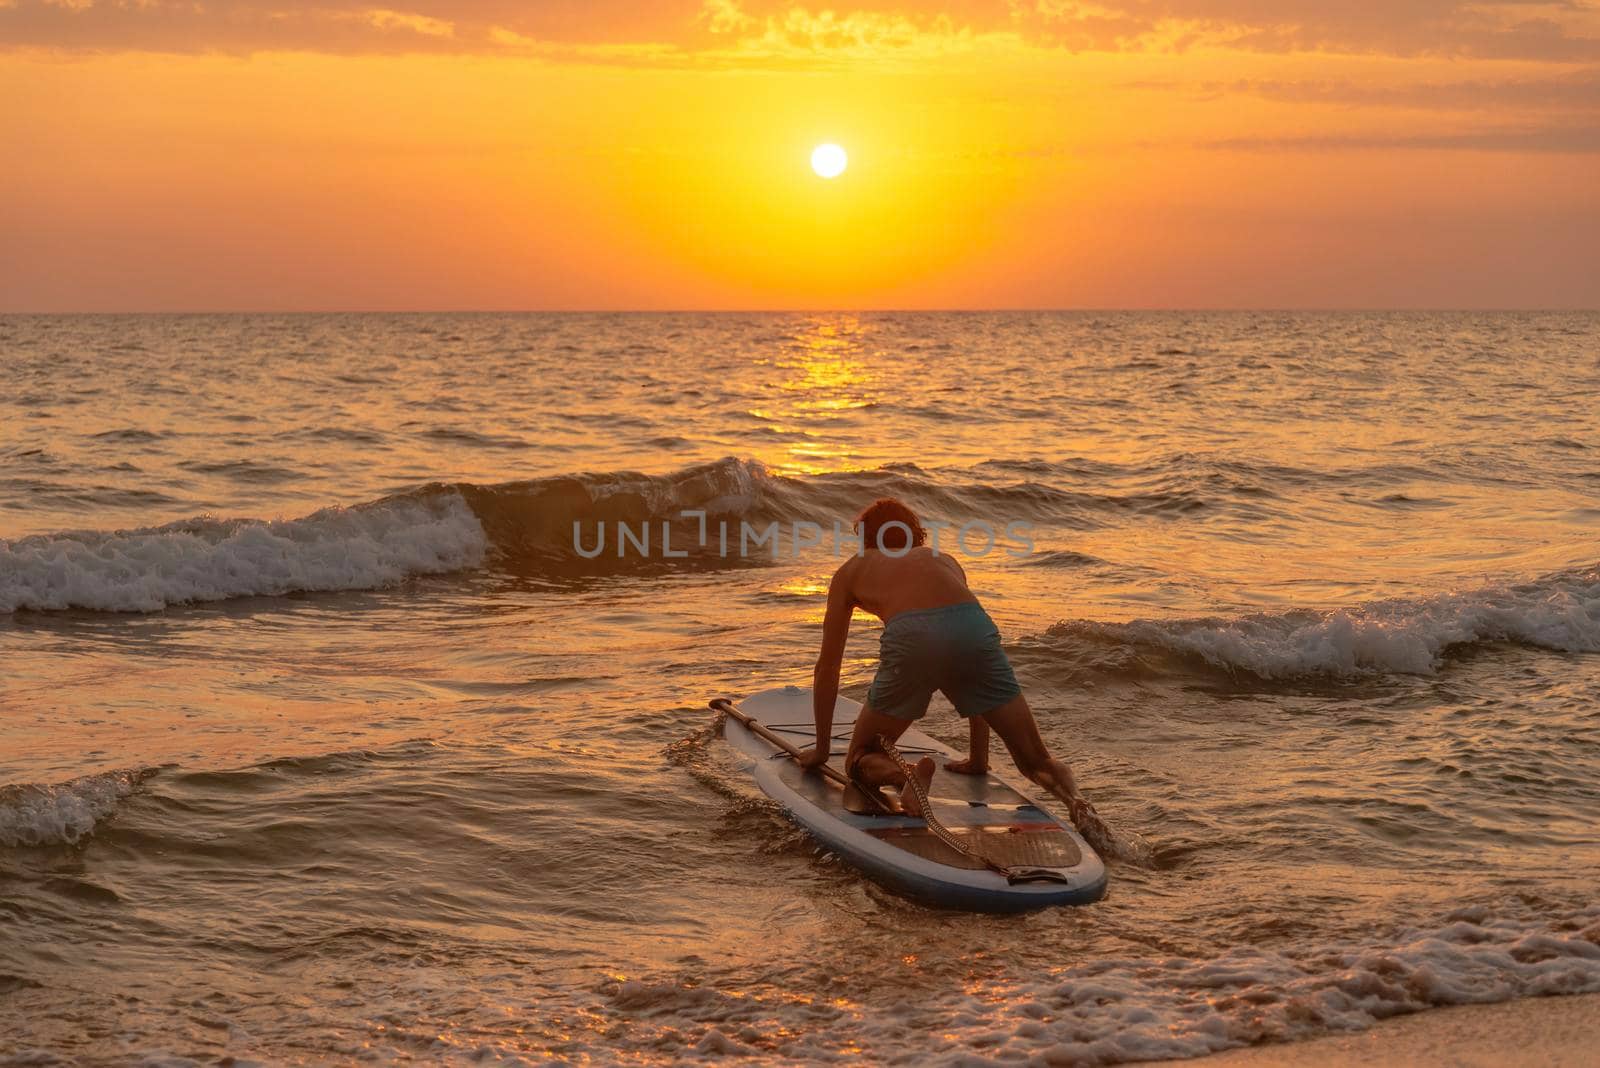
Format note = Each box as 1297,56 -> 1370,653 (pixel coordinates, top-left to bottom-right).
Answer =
943,757 -> 988,776
899,757 -> 937,818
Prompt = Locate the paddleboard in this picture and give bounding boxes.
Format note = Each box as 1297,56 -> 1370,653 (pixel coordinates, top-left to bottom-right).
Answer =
717,685 -> 1107,911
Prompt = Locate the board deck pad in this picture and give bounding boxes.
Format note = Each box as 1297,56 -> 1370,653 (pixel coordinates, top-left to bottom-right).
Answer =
721,685 -> 1107,911
870,826 -> 1084,870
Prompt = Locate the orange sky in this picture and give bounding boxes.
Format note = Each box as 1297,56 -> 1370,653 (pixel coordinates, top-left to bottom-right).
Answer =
2,1 -> 1597,310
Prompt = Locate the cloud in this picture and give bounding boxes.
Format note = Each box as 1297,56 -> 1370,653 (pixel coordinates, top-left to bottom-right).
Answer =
1130,64 -> 1600,157
363,8 -> 454,39
0,1 -> 704,55
699,0 -> 755,35
1130,66 -> 1600,112
1113,1 -> 1600,62
1205,124 -> 1600,153
0,0 -> 1597,64
704,5 -> 985,61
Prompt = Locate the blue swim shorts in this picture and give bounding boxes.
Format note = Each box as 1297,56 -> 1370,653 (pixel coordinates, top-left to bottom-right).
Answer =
866,601 -> 1022,721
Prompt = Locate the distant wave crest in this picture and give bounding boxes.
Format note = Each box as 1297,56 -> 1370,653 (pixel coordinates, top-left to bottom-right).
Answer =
0,493 -> 488,613
0,453 -> 1228,613
6,456 -> 1034,610
1027,565 -> 1600,682
1,459 -> 779,613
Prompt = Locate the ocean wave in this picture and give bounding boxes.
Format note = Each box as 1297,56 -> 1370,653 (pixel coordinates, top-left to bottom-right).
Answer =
443,456 -> 1231,576
0,458 -> 780,613
995,905 -> 1600,1064
8,454 -> 1596,622
1029,565 -> 1600,682
0,493 -> 487,613
0,768 -> 154,848
457,456 -> 770,565
0,455 -> 1278,612
592,906 -> 1600,1065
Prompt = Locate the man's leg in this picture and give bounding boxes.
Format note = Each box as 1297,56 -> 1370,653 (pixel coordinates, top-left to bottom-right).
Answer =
980,694 -> 1084,807
846,704 -> 936,817
982,695 -> 1125,859
944,715 -> 990,775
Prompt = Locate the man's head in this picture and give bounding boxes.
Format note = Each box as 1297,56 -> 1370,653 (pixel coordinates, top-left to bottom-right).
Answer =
854,497 -> 927,554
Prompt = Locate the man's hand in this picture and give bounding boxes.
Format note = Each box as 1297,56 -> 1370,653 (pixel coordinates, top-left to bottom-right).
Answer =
795,746 -> 832,771
944,757 -> 988,776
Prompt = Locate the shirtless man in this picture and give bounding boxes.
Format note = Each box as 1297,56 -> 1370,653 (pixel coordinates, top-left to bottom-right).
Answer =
795,498 -> 1097,826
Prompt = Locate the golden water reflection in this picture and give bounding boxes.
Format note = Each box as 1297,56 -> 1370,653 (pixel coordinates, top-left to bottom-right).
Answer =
768,315 -> 877,476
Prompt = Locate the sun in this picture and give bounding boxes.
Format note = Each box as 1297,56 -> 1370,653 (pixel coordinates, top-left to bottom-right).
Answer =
811,143 -> 848,179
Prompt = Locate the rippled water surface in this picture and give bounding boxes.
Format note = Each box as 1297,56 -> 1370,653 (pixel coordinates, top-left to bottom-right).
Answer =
2,312 -> 1599,1064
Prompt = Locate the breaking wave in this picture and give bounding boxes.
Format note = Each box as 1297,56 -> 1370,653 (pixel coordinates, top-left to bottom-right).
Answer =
0,768 -> 155,848
1,458 -> 783,613
1,456 -> 1114,612
7,455 -> 1600,654
1026,565 -> 1600,683
0,493 -> 487,613
591,905 -> 1600,1064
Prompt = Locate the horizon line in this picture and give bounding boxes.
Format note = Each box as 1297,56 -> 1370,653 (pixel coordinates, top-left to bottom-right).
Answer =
4,306 -> 1597,316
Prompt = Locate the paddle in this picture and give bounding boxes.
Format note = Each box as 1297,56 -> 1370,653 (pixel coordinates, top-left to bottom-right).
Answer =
709,696 -> 853,789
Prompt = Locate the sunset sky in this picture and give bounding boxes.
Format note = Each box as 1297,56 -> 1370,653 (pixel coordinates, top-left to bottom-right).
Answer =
3,1 -> 1598,310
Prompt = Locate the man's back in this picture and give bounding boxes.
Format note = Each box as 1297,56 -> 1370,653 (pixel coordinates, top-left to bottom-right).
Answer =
842,546 -> 977,623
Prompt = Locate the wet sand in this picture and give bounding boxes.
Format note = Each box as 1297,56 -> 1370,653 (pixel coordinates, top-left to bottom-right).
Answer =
1173,993 -> 1600,1067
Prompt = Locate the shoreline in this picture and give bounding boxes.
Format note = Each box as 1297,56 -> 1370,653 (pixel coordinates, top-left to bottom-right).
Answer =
1156,992 -> 1600,1067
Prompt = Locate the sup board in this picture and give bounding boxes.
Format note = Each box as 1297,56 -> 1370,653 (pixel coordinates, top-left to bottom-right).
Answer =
716,685 -> 1107,911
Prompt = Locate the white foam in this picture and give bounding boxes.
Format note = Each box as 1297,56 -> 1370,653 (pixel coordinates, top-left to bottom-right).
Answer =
0,769 -> 147,848
0,493 -> 488,614
587,907 -> 1600,1065
970,907 -> 1600,1065
48,906 -> 1595,1064
1108,567 -> 1600,678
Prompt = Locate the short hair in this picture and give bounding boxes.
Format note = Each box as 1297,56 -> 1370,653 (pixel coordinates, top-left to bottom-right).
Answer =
854,498 -> 927,554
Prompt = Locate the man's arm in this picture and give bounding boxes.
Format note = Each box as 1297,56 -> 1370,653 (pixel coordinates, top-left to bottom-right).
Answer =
800,562 -> 855,769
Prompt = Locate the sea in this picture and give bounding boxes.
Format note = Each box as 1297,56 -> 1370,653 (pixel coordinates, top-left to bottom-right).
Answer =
2,311 -> 1598,1065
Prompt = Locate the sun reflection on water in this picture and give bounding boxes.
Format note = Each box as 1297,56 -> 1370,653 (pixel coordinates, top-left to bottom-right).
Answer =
769,315 -> 877,476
